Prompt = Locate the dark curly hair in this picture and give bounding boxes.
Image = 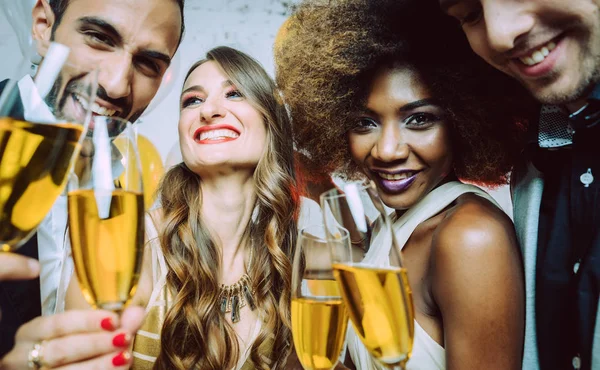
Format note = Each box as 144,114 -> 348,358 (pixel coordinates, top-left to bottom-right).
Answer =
275,0 -> 538,186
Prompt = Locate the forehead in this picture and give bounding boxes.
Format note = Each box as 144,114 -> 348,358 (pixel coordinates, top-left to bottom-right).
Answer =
367,67 -> 431,106
60,0 -> 182,56
184,62 -> 230,89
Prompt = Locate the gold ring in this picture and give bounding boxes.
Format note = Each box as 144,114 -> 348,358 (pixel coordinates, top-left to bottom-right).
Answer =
27,341 -> 47,369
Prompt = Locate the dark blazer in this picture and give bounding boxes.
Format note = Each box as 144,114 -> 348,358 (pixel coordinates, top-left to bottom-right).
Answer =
0,79 -> 41,357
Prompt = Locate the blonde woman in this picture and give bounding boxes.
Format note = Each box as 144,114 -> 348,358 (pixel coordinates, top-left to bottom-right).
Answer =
67,46 -> 299,369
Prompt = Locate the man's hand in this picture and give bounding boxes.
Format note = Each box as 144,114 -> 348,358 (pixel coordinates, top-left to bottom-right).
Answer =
0,253 -> 39,281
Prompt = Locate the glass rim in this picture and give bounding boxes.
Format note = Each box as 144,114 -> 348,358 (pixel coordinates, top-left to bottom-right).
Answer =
299,224 -> 350,242
319,181 -> 374,201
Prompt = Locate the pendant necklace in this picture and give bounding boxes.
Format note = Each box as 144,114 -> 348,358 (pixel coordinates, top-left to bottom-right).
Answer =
219,244 -> 256,323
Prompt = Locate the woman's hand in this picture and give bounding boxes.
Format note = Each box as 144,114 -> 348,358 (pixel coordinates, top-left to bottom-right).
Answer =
0,306 -> 145,370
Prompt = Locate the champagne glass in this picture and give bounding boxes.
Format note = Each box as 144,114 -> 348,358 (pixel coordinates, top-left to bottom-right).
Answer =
320,182 -> 414,370
291,225 -> 349,370
0,39 -> 97,251
67,116 -> 144,312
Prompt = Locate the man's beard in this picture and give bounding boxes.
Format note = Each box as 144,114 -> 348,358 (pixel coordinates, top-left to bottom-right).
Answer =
45,75 -> 140,120
44,74 -> 68,117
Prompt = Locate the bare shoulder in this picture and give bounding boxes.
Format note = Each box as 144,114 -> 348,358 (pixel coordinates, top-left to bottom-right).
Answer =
428,194 -> 525,369
429,192 -> 521,289
433,193 -> 516,258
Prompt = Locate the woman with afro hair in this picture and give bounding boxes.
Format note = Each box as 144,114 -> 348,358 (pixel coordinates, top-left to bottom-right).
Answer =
276,0 -> 538,369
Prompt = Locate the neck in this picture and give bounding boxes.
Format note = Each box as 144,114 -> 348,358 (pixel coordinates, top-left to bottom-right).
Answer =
199,171 -> 256,277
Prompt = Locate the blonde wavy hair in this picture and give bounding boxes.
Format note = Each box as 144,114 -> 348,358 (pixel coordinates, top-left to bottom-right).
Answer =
154,46 -> 298,369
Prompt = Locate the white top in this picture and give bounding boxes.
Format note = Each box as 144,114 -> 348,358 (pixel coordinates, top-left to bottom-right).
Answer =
346,181 -> 501,370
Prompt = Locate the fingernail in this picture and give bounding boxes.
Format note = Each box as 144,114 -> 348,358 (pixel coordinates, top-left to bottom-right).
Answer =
112,333 -> 130,347
101,317 -> 115,331
112,351 -> 131,367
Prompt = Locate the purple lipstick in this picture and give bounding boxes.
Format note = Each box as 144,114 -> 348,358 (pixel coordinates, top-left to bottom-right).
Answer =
373,170 -> 419,193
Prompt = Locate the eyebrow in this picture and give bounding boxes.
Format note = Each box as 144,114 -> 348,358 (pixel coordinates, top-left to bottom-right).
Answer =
78,16 -> 172,66
399,98 -> 440,112
181,85 -> 205,95
78,16 -> 122,43
180,80 -> 236,95
439,0 -> 460,13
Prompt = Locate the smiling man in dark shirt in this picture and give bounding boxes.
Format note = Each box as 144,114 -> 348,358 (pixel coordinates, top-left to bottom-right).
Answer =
437,1 -> 600,369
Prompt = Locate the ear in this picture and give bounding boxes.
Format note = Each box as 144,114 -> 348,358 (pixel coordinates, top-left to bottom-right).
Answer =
31,0 -> 55,43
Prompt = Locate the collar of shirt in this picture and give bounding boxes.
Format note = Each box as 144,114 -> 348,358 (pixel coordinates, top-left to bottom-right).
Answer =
538,82 -> 600,149
17,75 -> 57,124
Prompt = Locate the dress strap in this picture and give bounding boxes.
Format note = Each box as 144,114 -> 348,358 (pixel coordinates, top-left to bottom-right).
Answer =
348,182 -> 500,369
364,182 -> 499,266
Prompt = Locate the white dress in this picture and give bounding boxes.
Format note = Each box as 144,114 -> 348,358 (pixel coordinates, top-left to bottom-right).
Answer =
346,181 -> 501,370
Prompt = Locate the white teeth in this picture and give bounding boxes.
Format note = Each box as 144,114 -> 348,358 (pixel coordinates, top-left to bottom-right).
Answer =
532,51 -> 545,63
75,95 -> 116,116
198,129 -> 239,141
518,40 -> 558,66
378,172 -> 414,181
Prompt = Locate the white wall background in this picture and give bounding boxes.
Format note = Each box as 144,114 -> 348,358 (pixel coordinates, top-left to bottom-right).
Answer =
0,0 -> 513,216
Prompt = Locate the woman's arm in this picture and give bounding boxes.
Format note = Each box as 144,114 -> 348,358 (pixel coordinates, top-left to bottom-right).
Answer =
430,200 -> 525,370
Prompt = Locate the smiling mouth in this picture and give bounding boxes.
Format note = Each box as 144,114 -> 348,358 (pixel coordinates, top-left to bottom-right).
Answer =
372,170 -> 420,193
517,41 -> 557,67
377,171 -> 419,181
74,94 -> 117,116
194,128 -> 240,142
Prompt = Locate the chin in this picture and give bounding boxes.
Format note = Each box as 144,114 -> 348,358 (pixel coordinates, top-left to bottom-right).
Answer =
379,193 -> 416,213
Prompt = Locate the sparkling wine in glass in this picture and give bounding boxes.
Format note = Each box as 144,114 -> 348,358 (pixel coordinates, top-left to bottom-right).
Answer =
0,40 -> 97,251
321,183 -> 414,370
67,116 -> 144,312
291,225 -> 349,370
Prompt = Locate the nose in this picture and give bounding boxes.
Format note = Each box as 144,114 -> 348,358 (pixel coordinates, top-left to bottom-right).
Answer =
483,0 -> 534,53
98,54 -> 133,100
199,95 -> 226,122
371,124 -> 409,162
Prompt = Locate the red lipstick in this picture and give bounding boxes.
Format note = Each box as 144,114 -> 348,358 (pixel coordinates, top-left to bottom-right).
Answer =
193,124 -> 240,145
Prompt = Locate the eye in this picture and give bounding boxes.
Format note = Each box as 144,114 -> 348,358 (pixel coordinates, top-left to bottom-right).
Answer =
181,96 -> 204,108
225,89 -> 243,99
84,31 -> 115,48
404,112 -> 440,128
351,117 -> 378,133
134,56 -> 161,78
446,2 -> 483,27
460,8 -> 482,26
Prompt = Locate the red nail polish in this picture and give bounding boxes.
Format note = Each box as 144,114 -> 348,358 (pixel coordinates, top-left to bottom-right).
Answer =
101,317 -> 115,331
112,333 -> 130,347
112,351 -> 130,367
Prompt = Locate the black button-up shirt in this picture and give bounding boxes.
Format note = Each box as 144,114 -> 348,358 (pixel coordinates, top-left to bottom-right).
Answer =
532,83 -> 600,370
